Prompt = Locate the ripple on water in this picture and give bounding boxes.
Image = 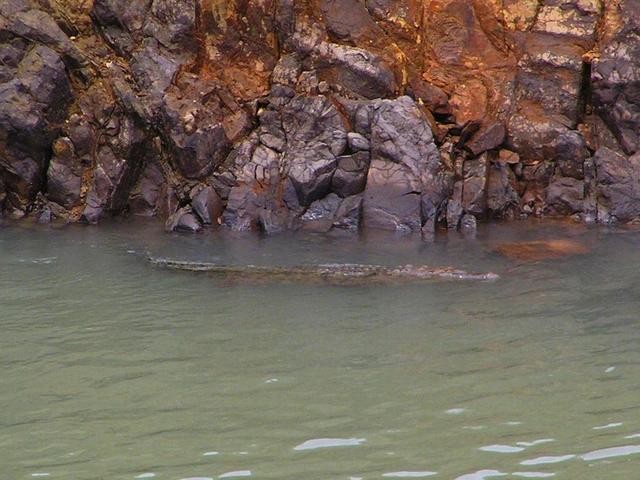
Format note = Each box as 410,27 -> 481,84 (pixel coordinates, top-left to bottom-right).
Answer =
455,470 -> 507,480
592,422 -> 623,430
516,439 -> 555,447
219,471 -> 252,478
479,444 -> 525,453
445,408 -> 467,415
512,473 -> 556,478
381,471 -> 438,477
580,445 -> 640,461
520,455 -> 575,466
294,438 -> 366,451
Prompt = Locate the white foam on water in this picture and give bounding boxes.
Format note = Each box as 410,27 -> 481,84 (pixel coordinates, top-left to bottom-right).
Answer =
203,451 -> 220,456
294,438 -> 366,451
505,421 -> 523,426
479,444 -> 525,453
625,433 -> 640,439
580,445 -> 640,461
445,408 -> 467,415
512,472 -> 555,478
593,422 -> 623,430
516,439 -> 555,448
31,474 -> 50,478
135,474 -> 156,479
219,471 -> 252,478
382,471 -> 438,477
520,455 -> 575,466
605,366 -> 616,373
455,469 -> 507,480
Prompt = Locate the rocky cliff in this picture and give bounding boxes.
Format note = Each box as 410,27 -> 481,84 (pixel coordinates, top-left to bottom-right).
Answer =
1,0 -> 639,235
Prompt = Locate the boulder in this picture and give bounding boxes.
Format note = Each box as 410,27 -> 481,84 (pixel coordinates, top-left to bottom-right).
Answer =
546,176 -> 585,216
301,193 -> 342,232
464,122 -> 506,157
46,137 -> 82,209
363,160 -> 422,233
0,45 -> 72,211
128,161 -> 166,217
487,162 -> 520,219
190,185 -> 223,225
363,96 -> 445,232
331,152 -> 370,198
283,95 -> 347,205
165,206 -> 202,233
591,3 -> 640,155
593,147 -> 640,223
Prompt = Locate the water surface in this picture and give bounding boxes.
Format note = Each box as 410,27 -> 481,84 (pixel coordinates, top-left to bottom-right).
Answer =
1,219 -> 639,479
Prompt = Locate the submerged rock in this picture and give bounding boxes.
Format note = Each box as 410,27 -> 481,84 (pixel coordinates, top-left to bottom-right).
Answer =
494,239 -> 590,262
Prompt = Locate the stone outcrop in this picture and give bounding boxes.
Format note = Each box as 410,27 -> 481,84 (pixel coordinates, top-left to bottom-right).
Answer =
1,1 -> 640,233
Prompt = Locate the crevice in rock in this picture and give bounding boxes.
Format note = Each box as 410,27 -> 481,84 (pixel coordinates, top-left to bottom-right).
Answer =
577,59 -> 592,125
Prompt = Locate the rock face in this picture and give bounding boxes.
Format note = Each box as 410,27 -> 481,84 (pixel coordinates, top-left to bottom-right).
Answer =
1,1 -> 639,229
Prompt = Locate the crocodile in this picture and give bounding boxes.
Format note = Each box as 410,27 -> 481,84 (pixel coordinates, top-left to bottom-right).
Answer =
148,258 -> 500,283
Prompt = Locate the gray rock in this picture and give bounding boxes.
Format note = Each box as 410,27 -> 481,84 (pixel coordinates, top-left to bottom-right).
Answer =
81,115 -> 148,223
363,160 -> 422,232
271,53 -> 302,86
46,137 -> 82,209
487,161 -> 520,219
165,206 -> 202,233
143,0 -> 196,51
553,130 -> 589,180
364,96 -> 445,232
128,161 -> 166,216
594,147 -> 640,223
331,152 -> 370,198
460,213 -> 477,238
462,154 -> 489,217
283,95 -> 347,205
301,193 -> 342,232
6,9 -> 85,67
191,185 -> 223,225
162,93 -> 230,179
333,194 -> 363,231
592,9 -> 640,155
546,176 -> 584,216
0,45 -> 72,211
347,132 -> 370,151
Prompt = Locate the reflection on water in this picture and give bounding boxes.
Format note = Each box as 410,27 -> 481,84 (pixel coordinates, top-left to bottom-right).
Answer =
294,438 -> 366,451
1,219 -> 640,479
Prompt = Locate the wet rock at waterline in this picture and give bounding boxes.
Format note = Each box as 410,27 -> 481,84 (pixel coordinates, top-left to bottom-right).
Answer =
1,1 -> 640,233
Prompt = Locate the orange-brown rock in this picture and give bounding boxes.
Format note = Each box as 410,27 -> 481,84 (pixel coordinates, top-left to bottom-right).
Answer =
1,0 -> 639,232
494,239 -> 590,262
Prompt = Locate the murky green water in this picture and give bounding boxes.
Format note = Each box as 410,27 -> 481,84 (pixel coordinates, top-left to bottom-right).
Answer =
1,220 -> 639,480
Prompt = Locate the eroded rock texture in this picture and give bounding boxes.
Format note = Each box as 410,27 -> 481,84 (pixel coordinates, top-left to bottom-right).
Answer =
1,0 -> 639,231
